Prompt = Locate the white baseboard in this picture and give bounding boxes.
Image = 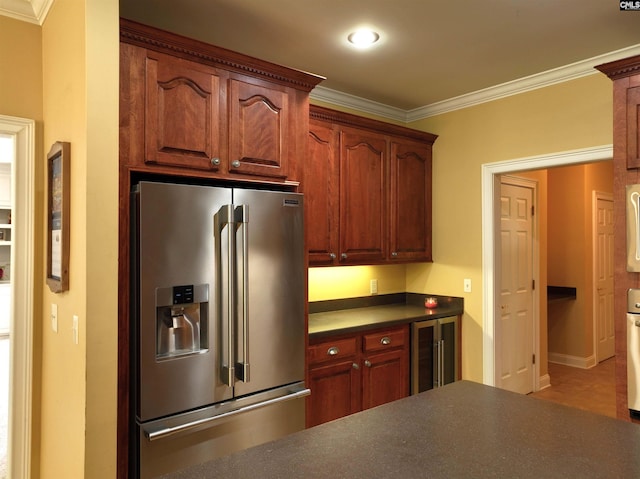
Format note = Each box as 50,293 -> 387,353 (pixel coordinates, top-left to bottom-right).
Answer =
548,352 -> 597,369
537,373 -> 551,391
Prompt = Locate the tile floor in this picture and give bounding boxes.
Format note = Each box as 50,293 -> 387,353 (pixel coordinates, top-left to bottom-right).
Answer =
529,358 -> 617,418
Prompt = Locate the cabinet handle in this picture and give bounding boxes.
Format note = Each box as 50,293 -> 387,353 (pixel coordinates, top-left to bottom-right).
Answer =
329,253 -> 336,260
391,252 -> 398,257
341,253 -> 348,259
231,160 -> 241,168
327,346 -> 339,356
210,157 -> 221,166
352,362 -> 359,370
364,360 -> 371,368
380,336 -> 391,346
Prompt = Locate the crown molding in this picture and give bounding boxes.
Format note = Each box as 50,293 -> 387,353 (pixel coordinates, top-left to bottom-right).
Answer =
312,44 -> 640,124
310,86 -> 409,122
0,0 -> 54,25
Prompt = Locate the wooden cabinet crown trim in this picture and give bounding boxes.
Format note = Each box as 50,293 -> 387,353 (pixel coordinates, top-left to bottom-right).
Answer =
596,54 -> 640,80
120,18 -> 325,92
310,104 -> 438,144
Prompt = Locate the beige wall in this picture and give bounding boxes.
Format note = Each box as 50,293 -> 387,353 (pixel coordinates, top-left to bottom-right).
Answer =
40,0 -> 119,477
405,74 -> 612,382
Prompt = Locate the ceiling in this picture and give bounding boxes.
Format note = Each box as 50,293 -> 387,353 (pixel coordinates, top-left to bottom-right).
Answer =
3,0 -> 640,115
118,0 -> 640,113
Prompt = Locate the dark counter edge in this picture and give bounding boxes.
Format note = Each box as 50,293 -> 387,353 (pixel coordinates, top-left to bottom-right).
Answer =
308,292 -> 463,339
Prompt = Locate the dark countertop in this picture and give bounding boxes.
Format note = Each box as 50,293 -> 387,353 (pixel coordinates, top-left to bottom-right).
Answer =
308,293 -> 463,339
160,380 -> 640,478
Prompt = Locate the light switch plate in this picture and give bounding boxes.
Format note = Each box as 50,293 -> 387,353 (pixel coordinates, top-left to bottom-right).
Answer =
72,315 -> 79,344
370,279 -> 378,295
463,278 -> 472,293
51,303 -> 58,333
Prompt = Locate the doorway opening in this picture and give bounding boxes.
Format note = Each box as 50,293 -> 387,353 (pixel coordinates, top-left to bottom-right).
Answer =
0,115 -> 35,479
482,145 -> 614,398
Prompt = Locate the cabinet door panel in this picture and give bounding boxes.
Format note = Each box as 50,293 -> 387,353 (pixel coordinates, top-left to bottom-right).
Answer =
307,360 -> 361,427
362,349 -> 408,410
229,78 -> 289,179
145,51 -> 224,171
339,128 -> 387,263
390,140 -> 432,261
627,86 -> 640,169
307,121 -> 339,265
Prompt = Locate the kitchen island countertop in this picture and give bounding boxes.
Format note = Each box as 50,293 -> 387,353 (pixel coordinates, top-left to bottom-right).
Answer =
160,380 -> 640,478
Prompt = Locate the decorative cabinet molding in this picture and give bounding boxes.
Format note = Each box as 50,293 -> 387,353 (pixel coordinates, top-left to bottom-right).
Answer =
597,55 -> 640,170
307,105 -> 437,266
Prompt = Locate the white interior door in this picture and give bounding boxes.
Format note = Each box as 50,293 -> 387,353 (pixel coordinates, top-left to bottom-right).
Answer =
594,193 -> 614,362
498,179 -> 535,394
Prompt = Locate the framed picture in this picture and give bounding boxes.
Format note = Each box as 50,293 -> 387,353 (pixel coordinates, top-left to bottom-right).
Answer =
46,141 -> 70,293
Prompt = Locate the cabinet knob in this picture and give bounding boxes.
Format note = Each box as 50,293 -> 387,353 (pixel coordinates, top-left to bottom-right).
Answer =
380,336 -> 391,346
352,362 -> 359,370
327,346 -> 339,356
364,360 -> 372,368
341,253 -> 348,259
231,160 -> 241,168
391,252 -> 398,257
210,157 -> 221,166
329,253 -> 336,260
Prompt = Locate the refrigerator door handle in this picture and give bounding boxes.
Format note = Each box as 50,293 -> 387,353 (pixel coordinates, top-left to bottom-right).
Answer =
234,205 -> 250,382
143,387 -> 311,442
215,204 -> 236,387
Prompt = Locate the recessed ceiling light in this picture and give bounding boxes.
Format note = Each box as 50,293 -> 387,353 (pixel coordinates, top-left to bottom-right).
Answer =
347,29 -> 380,48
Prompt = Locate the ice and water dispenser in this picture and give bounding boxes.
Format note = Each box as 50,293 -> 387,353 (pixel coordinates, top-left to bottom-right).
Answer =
156,284 -> 209,359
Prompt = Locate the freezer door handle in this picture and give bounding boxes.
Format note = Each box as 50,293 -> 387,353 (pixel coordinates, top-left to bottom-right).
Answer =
215,204 -> 236,387
234,204 -> 250,382
143,387 -> 311,442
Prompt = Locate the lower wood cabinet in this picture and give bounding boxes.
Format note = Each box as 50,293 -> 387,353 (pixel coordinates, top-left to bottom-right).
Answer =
306,325 -> 409,427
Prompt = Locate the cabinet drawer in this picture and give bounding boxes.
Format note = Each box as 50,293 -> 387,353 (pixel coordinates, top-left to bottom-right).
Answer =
309,337 -> 357,365
363,327 -> 406,353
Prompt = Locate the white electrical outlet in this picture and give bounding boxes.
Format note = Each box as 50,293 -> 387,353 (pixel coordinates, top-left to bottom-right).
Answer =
72,315 -> 79,345
370,279 -> 378,295
463,278 -> 472,293
51,303 -> 58,333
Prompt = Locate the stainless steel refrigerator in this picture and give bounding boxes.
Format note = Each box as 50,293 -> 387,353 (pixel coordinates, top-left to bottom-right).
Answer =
131,181 -> 308,478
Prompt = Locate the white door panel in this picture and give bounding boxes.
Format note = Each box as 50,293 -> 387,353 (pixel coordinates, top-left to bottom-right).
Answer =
499,180 -> 534,394
595,194 -> 614,362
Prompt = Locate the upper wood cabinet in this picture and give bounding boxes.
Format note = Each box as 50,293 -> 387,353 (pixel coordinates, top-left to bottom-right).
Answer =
120,19 -> 323,183
339,126 -> 388,264
307,120 -> 339,264
143,49 -> 225,172
389,139 -> 433,262
306,105 -> 437,266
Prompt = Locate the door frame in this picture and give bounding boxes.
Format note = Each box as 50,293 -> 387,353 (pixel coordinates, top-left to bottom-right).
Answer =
0,114 -> 35,479
497,175 -> 538,393
592,191 -> 614,363
481,144 -> 612,387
